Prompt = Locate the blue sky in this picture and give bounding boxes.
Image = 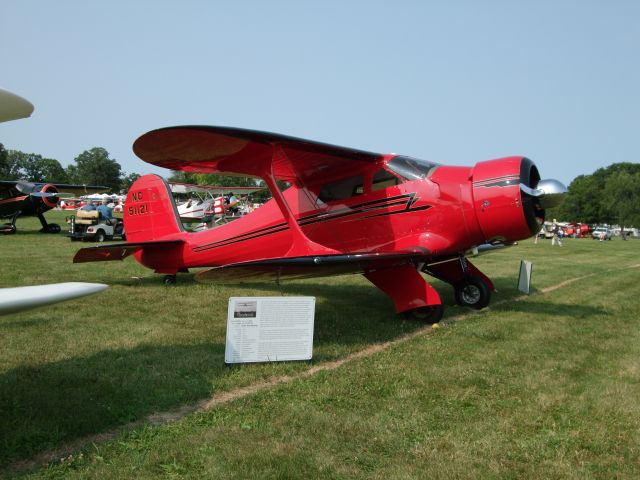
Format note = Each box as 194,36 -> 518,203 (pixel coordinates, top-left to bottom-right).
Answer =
1,0 -> 638,186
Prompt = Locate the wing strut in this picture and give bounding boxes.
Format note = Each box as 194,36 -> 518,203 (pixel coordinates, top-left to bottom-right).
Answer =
264,146 -> 338,257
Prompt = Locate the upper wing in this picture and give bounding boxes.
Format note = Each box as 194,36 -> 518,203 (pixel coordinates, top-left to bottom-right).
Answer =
0,181 -> 107,196
133,126 -> 384,184
51,183 -> 110,195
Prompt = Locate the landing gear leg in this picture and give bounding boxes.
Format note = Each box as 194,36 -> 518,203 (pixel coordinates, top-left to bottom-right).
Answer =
163,274 -> 177,285
37,213 -> 60,233
364,264 -> 444,323
424,255 -> 494,310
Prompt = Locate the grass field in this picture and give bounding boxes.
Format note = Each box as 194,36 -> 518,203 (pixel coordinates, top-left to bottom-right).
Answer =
1,210 -> 639,478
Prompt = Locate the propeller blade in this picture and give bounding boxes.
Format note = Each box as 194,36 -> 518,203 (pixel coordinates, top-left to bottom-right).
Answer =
30,191 -> 59,199
520,179 -> 567,208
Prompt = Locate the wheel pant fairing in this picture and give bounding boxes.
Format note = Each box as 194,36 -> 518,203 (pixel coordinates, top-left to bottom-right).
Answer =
364,264 -> 442,314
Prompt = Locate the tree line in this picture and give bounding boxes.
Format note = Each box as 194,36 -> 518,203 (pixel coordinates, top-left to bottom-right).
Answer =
547,162 -> 640,227
0,143 -> 141,193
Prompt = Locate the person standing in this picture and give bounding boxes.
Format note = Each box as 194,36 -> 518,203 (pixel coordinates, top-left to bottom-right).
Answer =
551,222 -> 563,246
227,192 -> 239,215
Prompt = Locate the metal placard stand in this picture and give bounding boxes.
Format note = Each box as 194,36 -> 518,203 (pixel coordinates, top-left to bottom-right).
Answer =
517,260 -> 533,294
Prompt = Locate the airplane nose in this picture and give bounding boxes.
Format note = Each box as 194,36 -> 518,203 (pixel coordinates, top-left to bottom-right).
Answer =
519,178 -> 567,209
30,184 -> 60,209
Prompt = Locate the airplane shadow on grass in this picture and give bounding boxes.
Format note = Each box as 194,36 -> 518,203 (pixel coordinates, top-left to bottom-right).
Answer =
0,343 -> 223,469
0,280 -> 424,469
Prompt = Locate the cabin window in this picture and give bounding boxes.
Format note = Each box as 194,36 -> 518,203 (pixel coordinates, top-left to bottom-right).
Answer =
0,187 -> 19,200
387,155 -> 439,181
371,169 -> 400,191
318,175 -> 364,202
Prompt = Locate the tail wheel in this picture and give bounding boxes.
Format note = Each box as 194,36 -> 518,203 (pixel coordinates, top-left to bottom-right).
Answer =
455,276 -> 491,310
163,275 -> 177,285
402,304 -> 444,323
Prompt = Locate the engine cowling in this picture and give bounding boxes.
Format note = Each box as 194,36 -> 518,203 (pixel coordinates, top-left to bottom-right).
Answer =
471,156 -> 565,243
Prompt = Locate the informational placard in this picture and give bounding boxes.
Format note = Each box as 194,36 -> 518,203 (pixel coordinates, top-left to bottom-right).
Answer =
225,297 -> 316,364
517,260 -> 533,294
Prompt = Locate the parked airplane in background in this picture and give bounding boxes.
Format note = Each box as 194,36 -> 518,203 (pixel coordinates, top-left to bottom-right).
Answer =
1,87 -> 109,234
170,182 -> 262,222
75,125 -> 566,322
0,180 -> 110,233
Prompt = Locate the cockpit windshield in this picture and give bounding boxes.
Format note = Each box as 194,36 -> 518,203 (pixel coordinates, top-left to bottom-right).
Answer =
386,155 -> 439,181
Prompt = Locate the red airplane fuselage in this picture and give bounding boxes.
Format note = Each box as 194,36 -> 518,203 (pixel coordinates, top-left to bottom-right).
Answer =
124,155 -> 539,276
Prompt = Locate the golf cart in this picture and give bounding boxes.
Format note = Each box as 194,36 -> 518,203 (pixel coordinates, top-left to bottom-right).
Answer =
67,210 -> 125,242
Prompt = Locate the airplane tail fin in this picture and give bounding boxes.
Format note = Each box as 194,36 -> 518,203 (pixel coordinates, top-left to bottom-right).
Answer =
124,174 -> 184,242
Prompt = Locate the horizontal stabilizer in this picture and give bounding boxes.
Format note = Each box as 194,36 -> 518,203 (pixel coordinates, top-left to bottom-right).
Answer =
73,240 -> 184,263
195,252 -> 424,284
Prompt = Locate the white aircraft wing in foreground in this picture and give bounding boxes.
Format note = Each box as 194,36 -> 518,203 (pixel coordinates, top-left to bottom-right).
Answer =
0,87 -> 34,122
0,283 -> 108,316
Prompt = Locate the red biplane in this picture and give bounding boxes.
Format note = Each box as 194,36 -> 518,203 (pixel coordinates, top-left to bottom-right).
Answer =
74,126 -> 566,322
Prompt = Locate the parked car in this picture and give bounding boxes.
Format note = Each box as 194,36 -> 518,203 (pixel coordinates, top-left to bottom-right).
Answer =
591,227 -> 612,240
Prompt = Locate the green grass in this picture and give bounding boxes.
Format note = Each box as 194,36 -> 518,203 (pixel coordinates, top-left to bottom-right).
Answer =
2,210 -> 639,478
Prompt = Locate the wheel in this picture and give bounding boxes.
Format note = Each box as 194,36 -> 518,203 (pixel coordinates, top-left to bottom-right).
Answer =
402,304 -> 444,323
1,224 -> 16,235
454,276 -> 491,310
163,275 -> 177,285
41,223 -> 61,233
94,230 -> 106,242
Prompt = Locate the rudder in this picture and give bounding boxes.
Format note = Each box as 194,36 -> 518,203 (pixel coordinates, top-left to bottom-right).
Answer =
124,174 -> 184,242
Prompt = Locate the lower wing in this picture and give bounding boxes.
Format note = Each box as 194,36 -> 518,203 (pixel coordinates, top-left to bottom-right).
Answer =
195,252 -> 426,283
